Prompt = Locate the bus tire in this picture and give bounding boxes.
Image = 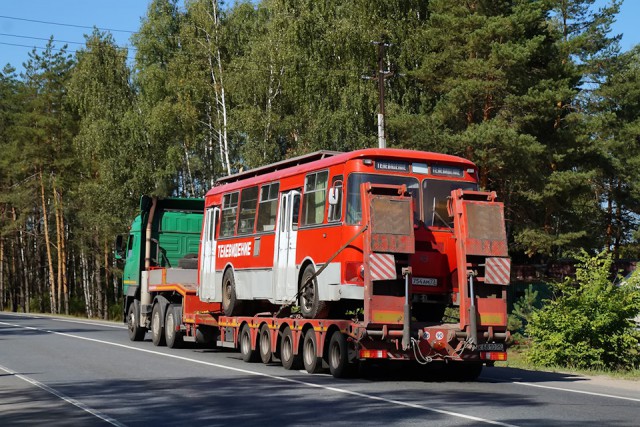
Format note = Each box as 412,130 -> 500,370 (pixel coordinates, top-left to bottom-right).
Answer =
165,304 -> 183,349
222,269 -> 243,316
302,329 -> 323,374
280,326 -> 302,370
299,265 -> 329,319
126,301 -> 145,342
259,324 -> 272,364
151,303 -> 166,346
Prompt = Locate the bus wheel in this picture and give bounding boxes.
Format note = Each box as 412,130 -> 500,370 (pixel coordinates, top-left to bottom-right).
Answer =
302,329 -> 323,374
126,301 -> 145,342
240,324 -> 259,363
259,324 -> 272,364
151,304 -> 166,346
222,269 -> 243,316
299,265 -> 329,319
328,330 -> 353,378
280,326 -> 302,370
165,304 -> 183,349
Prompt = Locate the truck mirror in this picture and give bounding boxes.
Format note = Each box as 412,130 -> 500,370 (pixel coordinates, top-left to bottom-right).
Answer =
114,235 -> 124,260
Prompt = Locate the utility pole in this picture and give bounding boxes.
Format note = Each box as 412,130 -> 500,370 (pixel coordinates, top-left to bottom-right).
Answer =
364,41 -> 394,148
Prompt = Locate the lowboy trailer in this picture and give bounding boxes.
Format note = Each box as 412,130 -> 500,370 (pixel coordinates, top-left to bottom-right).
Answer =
117,149 -> 510,379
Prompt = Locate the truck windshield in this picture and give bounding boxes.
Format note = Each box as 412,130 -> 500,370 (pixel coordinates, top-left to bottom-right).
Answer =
346,173 -> 419,224
423,179 -> 477,227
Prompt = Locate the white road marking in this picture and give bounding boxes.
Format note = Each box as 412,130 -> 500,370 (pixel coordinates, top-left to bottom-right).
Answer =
0,363 -> 127,427
1,312 -> 126,329
0,320 -> 517,427
502,380 -> 640,403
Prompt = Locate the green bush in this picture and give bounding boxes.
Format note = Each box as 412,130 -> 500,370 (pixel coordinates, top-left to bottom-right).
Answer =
526,252 -> 640,370
108,300 -> 123,321
508,285 -> 540,345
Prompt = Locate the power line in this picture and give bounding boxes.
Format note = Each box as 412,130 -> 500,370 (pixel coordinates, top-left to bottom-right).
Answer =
0,14 -> 135,34
1,41 -> 371,76
0,42 -> 135,61
0,32 -> 136,50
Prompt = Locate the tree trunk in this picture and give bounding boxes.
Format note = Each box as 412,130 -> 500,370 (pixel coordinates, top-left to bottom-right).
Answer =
94,236 -> 104,319
0,236 -> 4,311
40,170 -> 57,314
54,184 -> 62,314
10,236 -> 18,312
12,206 -> 29,313
104,240 -> 111,318
54,186 -> 69,314
204,0 -> 231,176
81,248 -> 92,318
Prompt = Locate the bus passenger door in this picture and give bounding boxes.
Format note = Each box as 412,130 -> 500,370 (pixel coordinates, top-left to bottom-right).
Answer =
199,206 -> 219,301
274,190 -> 300,302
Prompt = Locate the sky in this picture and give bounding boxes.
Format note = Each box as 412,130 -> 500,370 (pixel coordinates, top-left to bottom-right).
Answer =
0,0 -> 638,74
0,1 -> 149,72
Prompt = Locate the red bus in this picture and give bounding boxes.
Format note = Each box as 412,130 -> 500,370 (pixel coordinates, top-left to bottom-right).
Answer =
198,148 -> 481,322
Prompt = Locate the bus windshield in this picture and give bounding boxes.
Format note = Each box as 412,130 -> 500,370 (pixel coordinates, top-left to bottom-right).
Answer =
346,174 -> 419,224
422,179 -> 477,227
346,173 -> 477,227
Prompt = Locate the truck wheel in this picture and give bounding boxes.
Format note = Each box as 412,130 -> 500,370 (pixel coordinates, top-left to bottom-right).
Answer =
328,330 -> 352,378
151,304 -> 166,346
445,362 -> 483,381
302,328 -> 323,374
299,265 -> 329,319
126,302 -> 146,342
165,304 -> 183,349
240,324 -> 259,363
280,326 -> 302,370
259,324 -> 272,364
222,269 -> 243,316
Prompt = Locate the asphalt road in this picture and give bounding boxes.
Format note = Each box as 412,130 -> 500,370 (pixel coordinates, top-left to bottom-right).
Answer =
1,312 -> 638,426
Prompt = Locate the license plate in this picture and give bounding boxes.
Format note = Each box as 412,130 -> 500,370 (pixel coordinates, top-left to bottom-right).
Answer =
412,277 -> 438,286
477,342 -> 505,352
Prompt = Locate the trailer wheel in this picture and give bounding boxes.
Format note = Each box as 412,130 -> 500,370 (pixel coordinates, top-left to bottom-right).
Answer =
299,265 -> 329,319
240,324 -> 259,363
302,329 -> 323,374
165,304 -> 183,349
222,269 -> 243,316
259,324 -> 272,364
126,301 -> 145,342
280,326 -> 302,370
151,304 -> 166,346
328,330 -> 353,378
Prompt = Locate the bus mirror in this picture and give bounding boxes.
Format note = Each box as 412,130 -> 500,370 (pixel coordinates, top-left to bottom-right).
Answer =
328,187 -> 340,206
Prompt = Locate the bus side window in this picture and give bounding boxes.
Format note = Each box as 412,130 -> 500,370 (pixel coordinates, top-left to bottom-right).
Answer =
220,192 -> 239,237
292,193 -> 301,230
327,175 -> 343,222
257,182 -> 279,232
238,186 -> 259,234
303,170 -> 328,225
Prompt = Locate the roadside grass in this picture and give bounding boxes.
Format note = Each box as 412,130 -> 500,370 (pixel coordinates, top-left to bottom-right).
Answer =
496,345 -> 640,381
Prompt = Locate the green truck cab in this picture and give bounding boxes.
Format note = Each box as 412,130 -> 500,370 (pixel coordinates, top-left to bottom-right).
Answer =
115,196 -> 204,332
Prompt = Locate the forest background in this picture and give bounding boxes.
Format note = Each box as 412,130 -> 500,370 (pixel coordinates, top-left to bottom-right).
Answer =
0,0 -> 639,320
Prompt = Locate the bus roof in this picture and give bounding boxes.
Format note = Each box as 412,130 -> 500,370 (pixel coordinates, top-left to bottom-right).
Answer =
206,148 -> 475,197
